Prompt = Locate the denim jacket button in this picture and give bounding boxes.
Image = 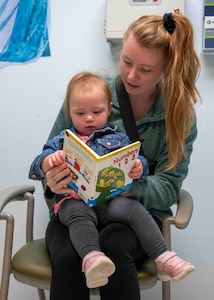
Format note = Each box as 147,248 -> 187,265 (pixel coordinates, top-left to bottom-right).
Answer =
86,141 -> 92,147
106,142 -> 112,146
31,175 -> 37,179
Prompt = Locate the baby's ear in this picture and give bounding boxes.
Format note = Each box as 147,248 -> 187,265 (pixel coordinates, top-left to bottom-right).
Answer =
108,102 -> 113,115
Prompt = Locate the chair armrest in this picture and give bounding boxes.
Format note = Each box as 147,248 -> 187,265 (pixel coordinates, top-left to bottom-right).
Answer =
0,185 -> 35,243
174,189 -> 193,229
0,185 -> 35,212
162,189 -> 193,250
0,185 -> 35,299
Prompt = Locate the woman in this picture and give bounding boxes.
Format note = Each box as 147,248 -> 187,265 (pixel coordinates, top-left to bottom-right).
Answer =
42,13 -> 200,300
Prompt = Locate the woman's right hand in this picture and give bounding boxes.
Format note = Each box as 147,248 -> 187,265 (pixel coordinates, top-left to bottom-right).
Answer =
46,162 -> 73,195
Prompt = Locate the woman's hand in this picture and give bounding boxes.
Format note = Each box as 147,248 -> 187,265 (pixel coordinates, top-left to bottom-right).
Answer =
46,162 -> 73,195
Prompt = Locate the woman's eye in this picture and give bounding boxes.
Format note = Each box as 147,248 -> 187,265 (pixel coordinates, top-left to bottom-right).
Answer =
139,67 -> 151,73
124,59 -> 151,73
124,59 -> 132,66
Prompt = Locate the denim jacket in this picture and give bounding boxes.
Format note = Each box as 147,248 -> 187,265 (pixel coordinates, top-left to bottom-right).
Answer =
29,125 -> 149,203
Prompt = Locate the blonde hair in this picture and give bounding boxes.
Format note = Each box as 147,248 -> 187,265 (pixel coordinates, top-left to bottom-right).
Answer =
65,71 -> 112,117
124,13 -> 201,170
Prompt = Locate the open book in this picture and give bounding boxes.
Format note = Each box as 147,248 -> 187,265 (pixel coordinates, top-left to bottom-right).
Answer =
63,129 -> 141,207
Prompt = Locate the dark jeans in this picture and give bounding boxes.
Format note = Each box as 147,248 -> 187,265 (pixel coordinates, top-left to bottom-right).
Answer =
46,214 -> 162,300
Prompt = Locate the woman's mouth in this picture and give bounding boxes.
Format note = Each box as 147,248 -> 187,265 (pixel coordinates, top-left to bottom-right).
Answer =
127,81 -> 139,88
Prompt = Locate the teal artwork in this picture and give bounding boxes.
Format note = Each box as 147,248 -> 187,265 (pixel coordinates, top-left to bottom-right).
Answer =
0,0 -> 50,64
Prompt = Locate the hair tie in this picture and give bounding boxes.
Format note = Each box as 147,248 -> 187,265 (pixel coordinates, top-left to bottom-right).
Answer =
163,13 -> 176,34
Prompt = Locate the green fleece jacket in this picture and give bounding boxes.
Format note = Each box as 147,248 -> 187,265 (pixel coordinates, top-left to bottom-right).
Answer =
47,74 -> 197,222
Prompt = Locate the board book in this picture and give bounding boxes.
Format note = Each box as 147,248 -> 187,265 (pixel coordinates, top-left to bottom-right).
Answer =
63,129 -> 141,207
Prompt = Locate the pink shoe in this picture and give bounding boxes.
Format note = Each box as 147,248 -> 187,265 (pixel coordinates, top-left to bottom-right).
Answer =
82,251 -> 116,288
157,251 -> 195,282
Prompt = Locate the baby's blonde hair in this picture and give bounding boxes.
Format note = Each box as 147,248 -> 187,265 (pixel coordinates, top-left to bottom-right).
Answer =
65,71 -> 112,117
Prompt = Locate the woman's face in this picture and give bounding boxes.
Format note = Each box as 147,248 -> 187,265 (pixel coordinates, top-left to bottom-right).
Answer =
120,33 -> 165,97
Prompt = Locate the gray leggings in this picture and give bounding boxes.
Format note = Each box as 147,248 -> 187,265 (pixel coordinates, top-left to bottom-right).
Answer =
58,197 -> 168,260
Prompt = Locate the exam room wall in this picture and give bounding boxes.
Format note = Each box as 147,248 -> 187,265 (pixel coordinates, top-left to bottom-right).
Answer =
0,0 -> 213,299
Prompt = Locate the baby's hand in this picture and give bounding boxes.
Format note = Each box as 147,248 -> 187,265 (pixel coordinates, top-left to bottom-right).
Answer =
128,159 -> 143,179
48,150 -> 64,168
41,150 -> 64,174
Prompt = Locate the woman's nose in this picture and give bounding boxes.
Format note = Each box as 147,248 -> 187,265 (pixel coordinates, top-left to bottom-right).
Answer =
128,67 -> 138,80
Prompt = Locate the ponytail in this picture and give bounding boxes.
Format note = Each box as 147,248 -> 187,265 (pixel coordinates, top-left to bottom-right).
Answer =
163,13 -> 201,169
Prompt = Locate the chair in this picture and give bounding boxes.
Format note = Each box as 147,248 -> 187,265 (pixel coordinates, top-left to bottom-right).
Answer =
0,184 -> 193,300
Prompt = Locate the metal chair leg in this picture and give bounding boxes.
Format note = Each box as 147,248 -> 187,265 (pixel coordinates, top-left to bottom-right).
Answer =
162,281 -> 170,300
0,213 -> 14,300
37,288 -> 46,300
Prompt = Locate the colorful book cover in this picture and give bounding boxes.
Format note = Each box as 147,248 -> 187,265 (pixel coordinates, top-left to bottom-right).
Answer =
63,129 -> 140,207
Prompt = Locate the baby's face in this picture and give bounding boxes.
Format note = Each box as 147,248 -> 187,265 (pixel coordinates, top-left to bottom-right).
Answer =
69,87 -> 111,136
